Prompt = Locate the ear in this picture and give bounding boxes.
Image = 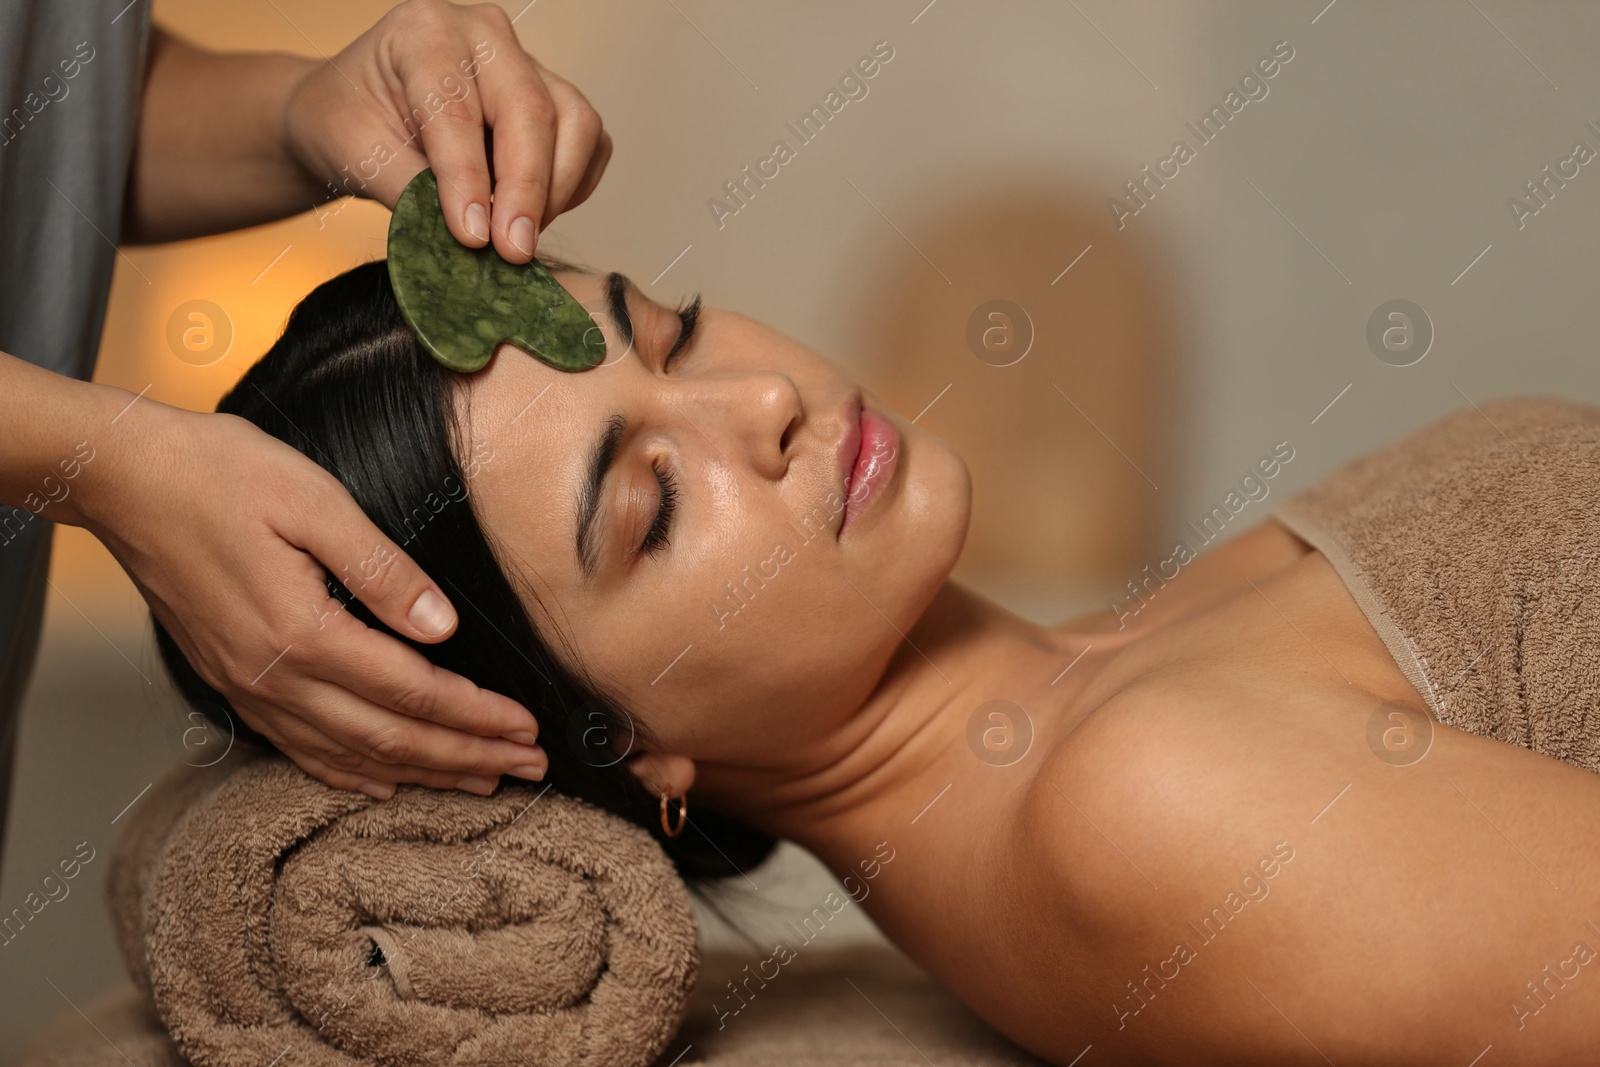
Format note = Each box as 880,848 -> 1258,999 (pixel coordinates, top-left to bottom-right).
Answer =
625,751 -> 696,798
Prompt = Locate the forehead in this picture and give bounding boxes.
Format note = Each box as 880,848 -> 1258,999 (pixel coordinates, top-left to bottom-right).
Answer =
458,267 -> 660,431
449,271 -> 638,589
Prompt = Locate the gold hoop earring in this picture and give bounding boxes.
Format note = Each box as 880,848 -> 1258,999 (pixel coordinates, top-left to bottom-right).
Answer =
660,790 -> 687,838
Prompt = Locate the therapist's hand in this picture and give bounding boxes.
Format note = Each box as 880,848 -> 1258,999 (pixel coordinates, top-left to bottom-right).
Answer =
78,399 -> 548,798
282,0 -> 611,262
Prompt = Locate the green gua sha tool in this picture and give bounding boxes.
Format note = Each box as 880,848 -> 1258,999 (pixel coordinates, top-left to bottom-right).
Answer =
387,168 -> 606,373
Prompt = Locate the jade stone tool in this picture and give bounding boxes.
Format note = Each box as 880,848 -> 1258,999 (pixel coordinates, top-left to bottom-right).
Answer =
386,168 -> 606,373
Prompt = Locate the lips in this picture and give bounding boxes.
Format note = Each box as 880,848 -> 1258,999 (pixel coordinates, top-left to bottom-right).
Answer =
837,397 -> 900,539
835,394 -> 864,505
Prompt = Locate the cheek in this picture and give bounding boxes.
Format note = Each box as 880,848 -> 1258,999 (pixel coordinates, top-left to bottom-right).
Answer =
589,537 -> 857,754
670,418 -> 969,730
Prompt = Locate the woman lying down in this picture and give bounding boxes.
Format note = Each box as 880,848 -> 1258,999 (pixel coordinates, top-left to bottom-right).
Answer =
154,259 -> 1600,1066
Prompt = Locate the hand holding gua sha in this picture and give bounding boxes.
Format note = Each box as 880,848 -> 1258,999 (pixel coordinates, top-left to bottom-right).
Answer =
386,168 -> 607,373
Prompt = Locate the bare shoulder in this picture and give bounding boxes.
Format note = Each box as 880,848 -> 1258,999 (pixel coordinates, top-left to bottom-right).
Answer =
1015,683 -> 1600,1064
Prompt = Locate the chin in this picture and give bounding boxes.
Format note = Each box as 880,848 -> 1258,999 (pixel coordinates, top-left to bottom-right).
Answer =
887,425 -> 972,618
928,439 -> 973,577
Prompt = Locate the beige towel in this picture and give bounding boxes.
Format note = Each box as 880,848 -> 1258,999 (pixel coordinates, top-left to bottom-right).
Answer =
1272,394 -> 1600,773
17,944 -> 1049,1067
672,942 -> 1049,1066
100,746 -> 698,1067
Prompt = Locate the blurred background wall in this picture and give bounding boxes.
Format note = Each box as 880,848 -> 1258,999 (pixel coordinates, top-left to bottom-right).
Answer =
5,0 -> 1600,1057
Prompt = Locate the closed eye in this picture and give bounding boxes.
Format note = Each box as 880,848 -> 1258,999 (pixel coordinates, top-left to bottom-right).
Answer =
636,296 -> 698,560
664,294 -> 702,371
641,459 -> 678,557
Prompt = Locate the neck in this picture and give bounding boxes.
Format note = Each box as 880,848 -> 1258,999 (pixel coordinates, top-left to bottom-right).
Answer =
692,580 -> 1131,878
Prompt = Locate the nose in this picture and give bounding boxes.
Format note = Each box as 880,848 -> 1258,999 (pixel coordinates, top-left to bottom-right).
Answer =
682,370 -> 802,481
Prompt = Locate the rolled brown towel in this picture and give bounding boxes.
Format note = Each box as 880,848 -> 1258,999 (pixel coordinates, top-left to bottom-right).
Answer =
103,746 -> 699,1067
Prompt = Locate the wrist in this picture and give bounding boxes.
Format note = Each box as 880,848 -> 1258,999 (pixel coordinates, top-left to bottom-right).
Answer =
0,355 -> 160,532
68,386 -> 182,536
278,53 -> 338,204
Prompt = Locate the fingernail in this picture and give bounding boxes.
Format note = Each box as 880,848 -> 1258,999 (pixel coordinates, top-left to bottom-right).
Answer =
508,764 -> 545,781
509,216 -> 536,256
504,730 -> 539,746
458,775 -> 498,795
359,781 -> 394,800
408,588 -> 455,637
464,202 -> 490,243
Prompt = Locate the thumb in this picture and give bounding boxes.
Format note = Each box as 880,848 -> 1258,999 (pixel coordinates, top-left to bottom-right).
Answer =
294,501 -> 458,643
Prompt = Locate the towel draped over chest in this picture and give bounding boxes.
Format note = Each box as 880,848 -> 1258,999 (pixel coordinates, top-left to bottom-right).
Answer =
1270,395 -> 1600,775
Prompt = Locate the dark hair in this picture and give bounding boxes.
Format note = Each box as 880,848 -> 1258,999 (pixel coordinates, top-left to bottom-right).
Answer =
149,258 -> 778,892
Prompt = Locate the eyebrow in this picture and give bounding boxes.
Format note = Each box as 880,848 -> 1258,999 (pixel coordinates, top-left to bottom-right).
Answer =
576,412 -> 627,581
605,271 -> 634,351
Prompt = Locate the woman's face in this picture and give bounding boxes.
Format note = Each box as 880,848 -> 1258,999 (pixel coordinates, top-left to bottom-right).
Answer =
453,269 -> 970,768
